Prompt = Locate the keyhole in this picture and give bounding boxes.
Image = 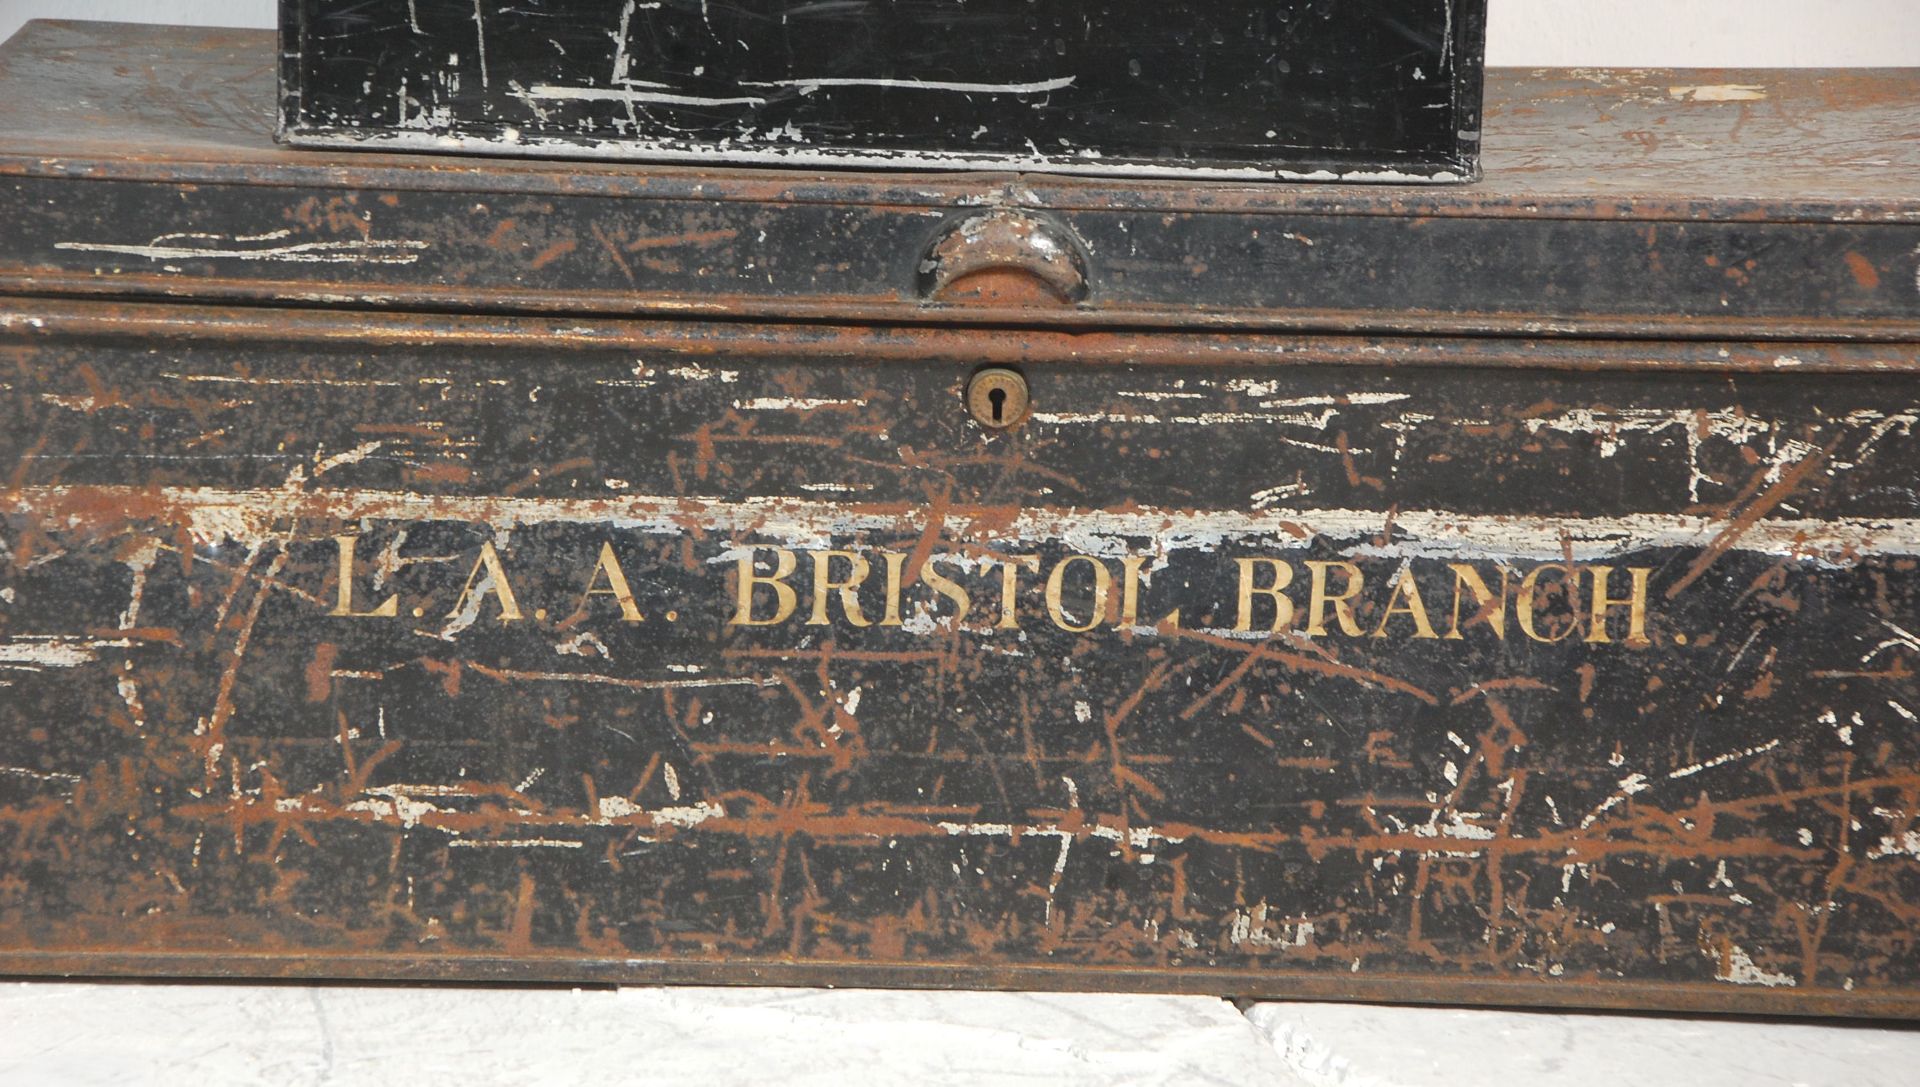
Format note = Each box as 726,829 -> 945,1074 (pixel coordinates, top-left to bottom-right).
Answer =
965,367 -> 1030,430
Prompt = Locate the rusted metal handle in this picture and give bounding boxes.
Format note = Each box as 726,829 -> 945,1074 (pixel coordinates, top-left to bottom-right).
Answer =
917,210 -> 1091,306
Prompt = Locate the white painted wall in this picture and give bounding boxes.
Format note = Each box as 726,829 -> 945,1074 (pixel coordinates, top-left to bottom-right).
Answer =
2,0 -> 1919,66
1491,1 -> 1920,66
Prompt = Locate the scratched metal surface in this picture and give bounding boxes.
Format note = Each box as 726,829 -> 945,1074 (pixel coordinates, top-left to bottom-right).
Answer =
277,0 -> 1486,181
0,23 -> 1917,339
2,301 -> 1920,1019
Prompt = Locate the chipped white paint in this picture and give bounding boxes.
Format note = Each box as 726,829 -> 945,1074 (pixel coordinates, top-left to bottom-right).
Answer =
1666,738 -> 1782,780
555,629 -> 611,659
595,796 -> 644,822
1251,482 -> 1310,509
1670,83 -> 1769,101
447,838 -> 584,849
1867,807 -> 1920,860
311,440 -> 385,478
54,235 -> 429,265
160,372 -> 409,388
1265,393 -> 1411,408
0,766 -> 81,785
595,796 -> 726,830
1416,811 -> 1495,843
733,397 -> 866,411
0,636 -> 130,669
1518,406 -> 1777,501
1228,902 -> 1316,950
115,537 -> 161,631
649,801 -> 727,828
37,393 -> 106,412
1863,618 -> 1920,664
1578,773 -> 1651,829
742,75 -> 1077,95
115,669 -> 148,734
1870,830 -> 1920,860
25,486 -> 1920,572
1114,390 -> 1205,402
286,127 -> 1467,183
345,788 -> 443,829
513,84 -> 769,107
430,668 -> 771,692
1831,408 -> 1918,472
1028,410 -> 1159,425
1820,707 -> 1855,747
1031,407 -> 1351,432
1710,944 -> 1798,988
438,561 -> 506,638
935,820 -> 1184,854
666,364 -> 739,383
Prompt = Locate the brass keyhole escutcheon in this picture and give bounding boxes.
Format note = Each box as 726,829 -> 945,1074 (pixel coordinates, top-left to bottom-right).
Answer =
967,368 -> 1031,430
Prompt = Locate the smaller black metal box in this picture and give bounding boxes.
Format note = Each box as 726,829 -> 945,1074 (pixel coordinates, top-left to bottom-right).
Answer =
278,0 -> 1486,182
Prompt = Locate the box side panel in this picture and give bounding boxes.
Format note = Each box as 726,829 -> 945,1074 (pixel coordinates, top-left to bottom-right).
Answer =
274,0 -> 299,142
1448,0 -> 1487,180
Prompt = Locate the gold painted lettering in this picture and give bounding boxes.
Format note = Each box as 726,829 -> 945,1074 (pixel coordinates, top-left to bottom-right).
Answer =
1045,555 -> 1111,633
1445,564 -> 1508,640
1120,555 -> 1149,627
1586,565 -> 1652,645
919,556 -> 972,624
993,556 -> 1041,630
1517,564 -> 1578,643
448,540 -> 524,623
1372,566 -> 1439,639
579,541 -> 643,622
730,547 -> 798,626
1233,558 -> 1296,633
1305,561 -> 1365,637
880,551 -> 907,627
329,535 -> 398,618
808,549 -> 873,627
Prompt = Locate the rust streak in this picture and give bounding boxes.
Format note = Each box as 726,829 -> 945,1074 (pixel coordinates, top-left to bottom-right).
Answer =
1667,439 -> 1838,599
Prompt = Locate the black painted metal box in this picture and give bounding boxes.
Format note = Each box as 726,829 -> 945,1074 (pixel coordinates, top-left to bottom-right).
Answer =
6,21 -> 1920,1020
277,0 -> 1487,182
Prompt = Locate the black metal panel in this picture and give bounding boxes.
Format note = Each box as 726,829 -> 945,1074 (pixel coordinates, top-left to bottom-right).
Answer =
277,0 -> 1486,181
4,302 -> 1920,1020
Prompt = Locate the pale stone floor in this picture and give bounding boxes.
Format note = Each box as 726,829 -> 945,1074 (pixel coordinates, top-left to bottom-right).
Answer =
1,982 -> 1917,1085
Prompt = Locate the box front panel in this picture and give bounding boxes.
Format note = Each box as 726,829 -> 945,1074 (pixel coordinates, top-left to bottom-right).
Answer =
3,307 -> 1920,1016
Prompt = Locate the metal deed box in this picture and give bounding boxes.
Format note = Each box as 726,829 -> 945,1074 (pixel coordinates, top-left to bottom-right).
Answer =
5,20 -> 1920,1020
277,0 -> 1488,182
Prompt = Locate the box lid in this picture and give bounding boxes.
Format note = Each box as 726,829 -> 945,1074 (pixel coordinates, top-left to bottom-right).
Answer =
2,20 -> 1918,341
